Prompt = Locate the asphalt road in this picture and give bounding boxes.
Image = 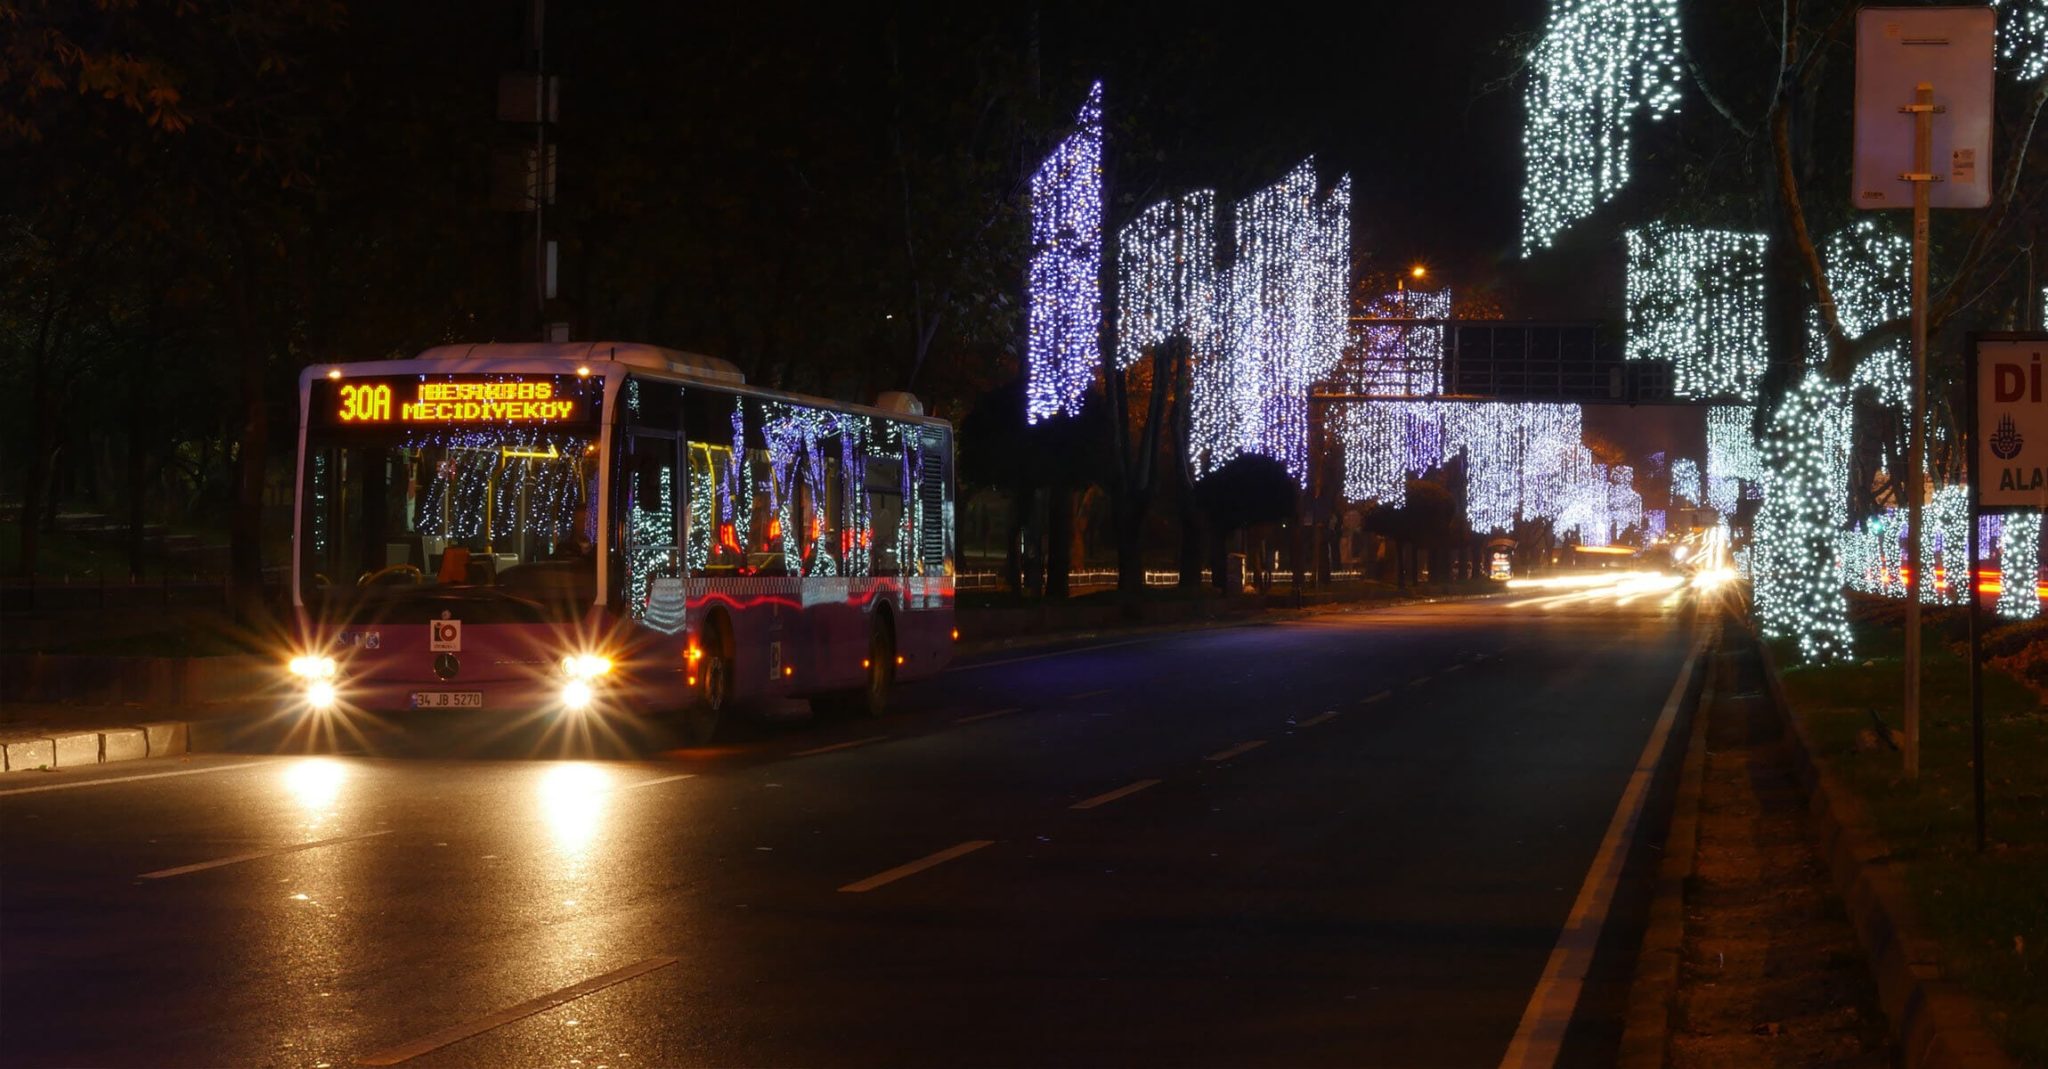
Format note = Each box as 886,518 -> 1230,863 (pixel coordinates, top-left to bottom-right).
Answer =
1,578 -> 1705,1068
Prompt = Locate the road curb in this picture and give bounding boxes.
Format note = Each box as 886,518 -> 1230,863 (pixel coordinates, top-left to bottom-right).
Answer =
1617,642 -> 1720,1068
1,720 -> 190,773
1755,638 -> 2018,1069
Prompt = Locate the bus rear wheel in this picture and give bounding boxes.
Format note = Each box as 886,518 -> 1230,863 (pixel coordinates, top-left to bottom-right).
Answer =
810,618 -> 894,719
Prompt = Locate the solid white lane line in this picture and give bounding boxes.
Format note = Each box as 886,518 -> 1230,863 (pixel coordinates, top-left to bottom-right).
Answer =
1069,778 -> 1163,810
1067,688 -> 1114,701
954,707 -> 1021,724
1360,690 -> 1392,705
618,772 -> 696,792
140,829 -> 394,880
1204,740 -> 1267,762
838,840 -> 995,893
790,736 -> 887,758
356,955 -> 681,1065
1295,711 -> 1340,729
0,759 -> 269,797
1497,625 -> 1711,1069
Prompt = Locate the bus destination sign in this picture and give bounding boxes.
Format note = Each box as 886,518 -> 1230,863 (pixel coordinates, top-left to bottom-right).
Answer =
314,374 -> 599,428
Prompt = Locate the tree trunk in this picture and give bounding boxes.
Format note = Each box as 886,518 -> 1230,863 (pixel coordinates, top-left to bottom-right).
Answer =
1002,484 -> 1029,595
224,235 -> 273,626
1045,484 -> 1073,600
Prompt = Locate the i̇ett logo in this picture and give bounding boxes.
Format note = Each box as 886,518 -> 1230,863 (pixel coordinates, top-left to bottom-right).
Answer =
430,617 -> 462,652
1991,413 -> 2024,460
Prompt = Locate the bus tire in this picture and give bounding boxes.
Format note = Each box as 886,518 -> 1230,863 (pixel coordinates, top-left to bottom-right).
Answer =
686,616 -> 732,744
857,615 -> 895,717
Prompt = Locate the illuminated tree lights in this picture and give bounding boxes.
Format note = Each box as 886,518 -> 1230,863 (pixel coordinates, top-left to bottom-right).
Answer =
1335,399 -> 1602,539
1999,511 -> 2043,619
1190,160 -> 1351,484
1753,375 -> 1852,663
1026,82 -> 1105,425
1117,191 -> 1218,370
1996,0 -> 2047,80
1625,225 -> 1768,400
1821,220 -> 1911,411
1352,287 -> 1452,396
1706,405 -> 1760,515
1522,0 -> 1684,253
1669,457 -> 1701,508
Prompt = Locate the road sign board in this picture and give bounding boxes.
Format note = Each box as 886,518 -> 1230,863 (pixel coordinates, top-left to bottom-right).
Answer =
1852,6 -> 1995,210
1972,335 -> 2048,510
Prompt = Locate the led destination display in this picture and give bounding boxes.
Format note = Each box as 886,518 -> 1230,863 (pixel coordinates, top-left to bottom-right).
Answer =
311,374 -> 601,429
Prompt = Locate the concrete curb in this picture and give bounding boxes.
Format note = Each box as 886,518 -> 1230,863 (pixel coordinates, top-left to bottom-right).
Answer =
1,720 -> 189,773
1756,638 -> 2018,1069
1617,645 -> 1720,1068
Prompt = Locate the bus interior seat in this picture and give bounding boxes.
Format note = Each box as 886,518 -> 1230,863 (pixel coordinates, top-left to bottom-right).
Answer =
437,546 -> 471,585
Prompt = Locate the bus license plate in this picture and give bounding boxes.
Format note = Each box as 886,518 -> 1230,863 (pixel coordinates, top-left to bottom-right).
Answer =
411,691 -> 482,709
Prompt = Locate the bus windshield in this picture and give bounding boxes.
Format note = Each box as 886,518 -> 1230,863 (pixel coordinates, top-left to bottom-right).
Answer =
299,426 -> 600,619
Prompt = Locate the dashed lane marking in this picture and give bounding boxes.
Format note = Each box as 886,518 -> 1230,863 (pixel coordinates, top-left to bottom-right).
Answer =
838,840 -> 995,893
790,736 -> 887,758
1070,778 -> 1163,810
955,707 -> 1022,724
1295,711 -> 1340,729
1442,663 -> 1465,673
1407,675 -> 1433,687
356,955 -> 680,1065
140,829 -> 394,880
1067,688 -> 1114,701
0,759 -> 269,797
1204,740 -> 1267,762
1360,690 -> 1392,705
618,772 -> 696,791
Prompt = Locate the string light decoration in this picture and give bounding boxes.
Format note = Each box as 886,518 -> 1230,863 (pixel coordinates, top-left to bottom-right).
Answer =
1920,484 -> 1972,606
1706,405 -> 1761,514
1839,510 -> 1908,598
1999,511 -> 2042,619
1995,0 -> 2047,80
1626,225 -> 1769,400
1813,219 -> 1913,411
1668,457 -> 1701,508
1645,509 -> 1667,539
1752,374 -> 1852,663
1026,82 -> 1104,425
1117,190 -> 1218,370
1191,160 -> 1351,484
1610,465 -> 1643,536
1522,0 -> 1684,253
1335,399 -> 1589,536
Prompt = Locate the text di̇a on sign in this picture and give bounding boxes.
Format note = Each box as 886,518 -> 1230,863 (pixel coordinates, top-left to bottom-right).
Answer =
337,380 -> 576,424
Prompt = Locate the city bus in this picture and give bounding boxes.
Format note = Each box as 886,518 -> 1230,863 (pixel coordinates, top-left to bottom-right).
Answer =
286,341 -> 956,741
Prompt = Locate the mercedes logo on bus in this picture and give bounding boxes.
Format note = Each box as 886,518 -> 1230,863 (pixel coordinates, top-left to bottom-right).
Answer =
433,653 -> 460,680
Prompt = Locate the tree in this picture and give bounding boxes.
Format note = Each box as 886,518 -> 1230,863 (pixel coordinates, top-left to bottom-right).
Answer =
1192,454 -> 1297,593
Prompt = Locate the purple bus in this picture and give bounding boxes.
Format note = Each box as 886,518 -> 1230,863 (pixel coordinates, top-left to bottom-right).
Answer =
287,342 -> 956,742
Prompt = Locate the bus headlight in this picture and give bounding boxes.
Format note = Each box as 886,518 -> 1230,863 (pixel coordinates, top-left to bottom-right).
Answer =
305,679 -> 338,712
561,678 -> 595,712
559,654 -> 613,680
289,655 -> 338,680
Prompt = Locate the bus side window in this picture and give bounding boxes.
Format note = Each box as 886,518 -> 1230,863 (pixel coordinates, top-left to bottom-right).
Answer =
684,389 -> 748,575
867,421 -> 904,577
619,433 -> 682,628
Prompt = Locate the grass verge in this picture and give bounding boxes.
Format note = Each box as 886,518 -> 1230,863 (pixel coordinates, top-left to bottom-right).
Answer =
1770,617 -> 2048,1064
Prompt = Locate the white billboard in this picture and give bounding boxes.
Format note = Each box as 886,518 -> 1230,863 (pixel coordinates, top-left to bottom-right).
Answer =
1853,7 -> 1995,210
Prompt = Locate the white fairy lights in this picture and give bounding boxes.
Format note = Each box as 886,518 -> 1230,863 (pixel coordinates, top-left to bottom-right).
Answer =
1995,0 -> 2047,80
1706,405 -> 1761,515
1522,0 -> 1684,253
1752,374 -> 1852,663
1998,511 -> 2043,618
1026,82 -> 1105,425
1117,191 -> 1218,371
1821,220 -> 1912,411
1669,457 -> 1701,508
1625,225 -> 1769,400
1191,160 -> 1351,484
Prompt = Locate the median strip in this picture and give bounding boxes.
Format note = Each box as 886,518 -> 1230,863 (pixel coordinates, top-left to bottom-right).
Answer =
1204,740 -> 1267,762
838,840 -> 995,893
1070,778 -> 1163,811
140,829 -> 394,880
356,955 -> 680,1065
